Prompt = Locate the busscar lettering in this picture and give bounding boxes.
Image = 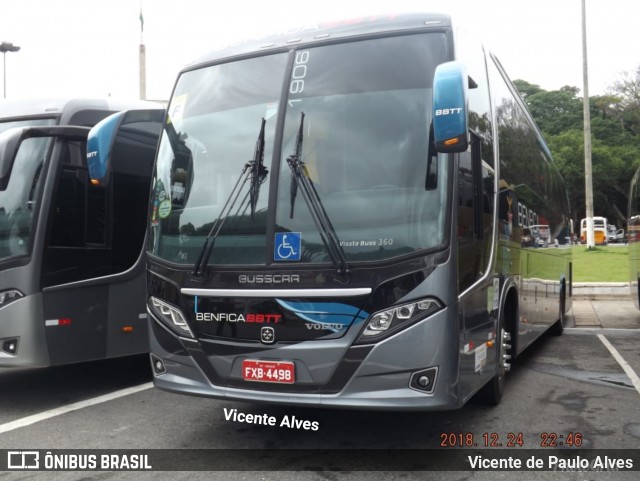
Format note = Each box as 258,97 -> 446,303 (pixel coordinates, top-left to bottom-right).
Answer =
239,274 -> 300,284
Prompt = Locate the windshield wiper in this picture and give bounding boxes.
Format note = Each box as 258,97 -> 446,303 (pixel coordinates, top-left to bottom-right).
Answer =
192,119 -> 268,278
249,118 -> 268,219
286,112 -> 350,281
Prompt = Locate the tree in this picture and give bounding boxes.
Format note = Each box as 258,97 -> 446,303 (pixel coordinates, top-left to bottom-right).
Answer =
610,66 -> 640,135
517,85 -> 583,135
512,79 -> 543,99
514,75 -> 640,226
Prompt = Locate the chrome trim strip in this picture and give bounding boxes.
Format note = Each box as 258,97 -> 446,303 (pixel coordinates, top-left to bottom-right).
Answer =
181,288 -> 372,298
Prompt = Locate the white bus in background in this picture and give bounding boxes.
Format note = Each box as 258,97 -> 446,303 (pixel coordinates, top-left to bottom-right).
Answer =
580,216 -> 608,245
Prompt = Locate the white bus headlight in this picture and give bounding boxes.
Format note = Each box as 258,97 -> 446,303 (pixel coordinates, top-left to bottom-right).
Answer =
367,311 -> 393,331
149,296 -> 193,338
357,298 -> 442,342
0,289 -> 24,309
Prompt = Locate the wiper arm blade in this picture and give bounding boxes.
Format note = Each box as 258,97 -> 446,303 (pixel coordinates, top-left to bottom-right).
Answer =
249,118 -> 268,219
192,120 -> 268,278
192,162 -> 251,277
289,112 -> 304,219
289,172 -> 298,219
285,112 -> 350,280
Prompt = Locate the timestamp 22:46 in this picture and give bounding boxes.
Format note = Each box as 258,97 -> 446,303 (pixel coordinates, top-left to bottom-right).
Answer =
440,432 -> 583,448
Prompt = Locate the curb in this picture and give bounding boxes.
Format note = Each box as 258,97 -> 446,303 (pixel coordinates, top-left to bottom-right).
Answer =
568,301 -> 600,327
571,282 -> 630,300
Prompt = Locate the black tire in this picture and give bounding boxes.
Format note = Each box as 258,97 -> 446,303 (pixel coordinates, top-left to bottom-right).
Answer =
549,285 -> 566,336
475,317 -> 511,406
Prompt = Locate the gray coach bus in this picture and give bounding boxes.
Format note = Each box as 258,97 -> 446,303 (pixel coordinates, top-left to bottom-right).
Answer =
95,14 -> 571,409
0,99 -> 162,367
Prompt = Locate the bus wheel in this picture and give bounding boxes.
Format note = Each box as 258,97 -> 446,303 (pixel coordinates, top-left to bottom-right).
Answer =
475,319 -> 512,406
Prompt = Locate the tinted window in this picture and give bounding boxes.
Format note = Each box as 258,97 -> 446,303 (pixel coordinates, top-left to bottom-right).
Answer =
0,137 -> 51,261
276,34 -> 450,263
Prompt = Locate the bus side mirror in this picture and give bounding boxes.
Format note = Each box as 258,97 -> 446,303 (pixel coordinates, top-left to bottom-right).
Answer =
0,126 -> 89,191
87,108 -> 165,183
432,61 -> 470,154
86,111 -> 126,183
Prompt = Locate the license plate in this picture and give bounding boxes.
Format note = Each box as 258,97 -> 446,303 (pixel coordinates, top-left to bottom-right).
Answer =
242,359 -> 295,384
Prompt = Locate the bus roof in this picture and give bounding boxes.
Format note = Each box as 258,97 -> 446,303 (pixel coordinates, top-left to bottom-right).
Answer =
0,98 -> 159,125
187,12 -> 452,72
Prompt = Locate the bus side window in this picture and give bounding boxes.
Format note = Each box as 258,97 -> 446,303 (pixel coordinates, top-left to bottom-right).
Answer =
48,142 -> 108,249
425,124 -> 438,190
471,131 -> 484,240
458,131 -> 494,291
43,141 -> 109,286
48,167 -> 87,248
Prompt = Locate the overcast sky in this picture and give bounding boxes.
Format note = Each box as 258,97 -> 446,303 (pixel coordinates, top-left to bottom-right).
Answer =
1,0 -> 639,102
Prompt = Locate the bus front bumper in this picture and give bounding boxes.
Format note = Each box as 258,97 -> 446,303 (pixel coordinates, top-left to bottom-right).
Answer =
148,307 -> 463,411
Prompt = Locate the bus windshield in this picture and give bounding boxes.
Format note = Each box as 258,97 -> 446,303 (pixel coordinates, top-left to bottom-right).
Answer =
0,119 -> 55,261
148,33 -> 450,266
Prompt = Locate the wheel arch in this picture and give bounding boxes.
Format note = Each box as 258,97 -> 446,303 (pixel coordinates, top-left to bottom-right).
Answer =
497,278 -> 519,358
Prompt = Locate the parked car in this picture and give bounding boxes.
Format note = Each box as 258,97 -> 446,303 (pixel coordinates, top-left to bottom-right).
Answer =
607,225 -> 618,243
607,225 -> 626,243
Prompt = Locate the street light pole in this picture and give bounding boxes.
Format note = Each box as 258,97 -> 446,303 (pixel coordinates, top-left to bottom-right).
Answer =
1,41 -> 21,99
581,0 -> 595,249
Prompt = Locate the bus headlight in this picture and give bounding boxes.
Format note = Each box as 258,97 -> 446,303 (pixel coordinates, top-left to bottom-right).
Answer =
0,289 -> 24,309
149,297 -> 194,338
356,298 -> 442,343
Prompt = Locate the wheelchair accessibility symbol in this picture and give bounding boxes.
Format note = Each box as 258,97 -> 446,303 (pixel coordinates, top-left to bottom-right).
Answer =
274,232 -> 301,261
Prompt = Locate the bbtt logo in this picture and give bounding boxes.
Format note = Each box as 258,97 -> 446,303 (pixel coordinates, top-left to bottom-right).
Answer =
8,451 -> 39,469
260,326 -> 275,344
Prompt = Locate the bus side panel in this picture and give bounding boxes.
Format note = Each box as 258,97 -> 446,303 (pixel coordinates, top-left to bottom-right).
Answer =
457,282 -> 499,403
43,285 -> 108,365
487,52 -> 571,355
518,250 -> 557,349
105,270 -> 148,358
